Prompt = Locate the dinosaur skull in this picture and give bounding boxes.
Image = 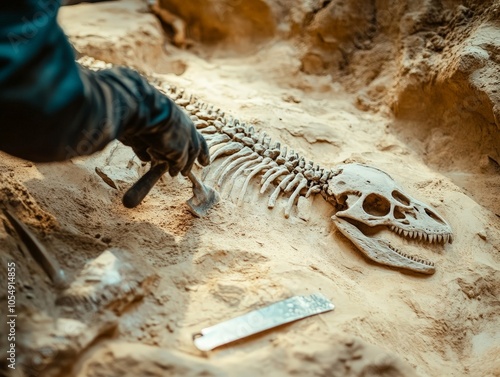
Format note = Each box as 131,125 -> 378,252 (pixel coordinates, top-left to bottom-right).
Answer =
326,163 -> 453,275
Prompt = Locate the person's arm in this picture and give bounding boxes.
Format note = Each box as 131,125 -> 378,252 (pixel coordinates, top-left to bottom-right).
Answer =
0,1 -> 207,175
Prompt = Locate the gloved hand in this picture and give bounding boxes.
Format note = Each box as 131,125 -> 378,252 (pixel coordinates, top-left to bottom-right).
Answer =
121,99 -> 210,176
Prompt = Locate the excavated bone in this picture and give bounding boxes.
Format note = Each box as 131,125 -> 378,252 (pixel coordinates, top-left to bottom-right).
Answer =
241,137 -> 255,147
199,125 -> 218,134
306,185 -> 322,198
260,167 -> 289,194
207,133 -> 231,149
285,176 -> 308,219
284,173 -> 305,193
225,157 -> 264,196
258,132 -> 267,144
223,126 -> 237,138
211,146 -> 253,179
214,120 -> 225,130
194,120 -> 209,129
237,158 -> 274,205
261,166 -> 282,183
285,161 -> 297,171
218,152 -> 260,188
76,60 -> 454,275
264,148 -> 281,160
268,174 -> 295,209
254,143 -> 266,155
209,142 -> 244,163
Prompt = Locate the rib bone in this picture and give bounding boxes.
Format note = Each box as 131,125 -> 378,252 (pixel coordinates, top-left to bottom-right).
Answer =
209,142 -> 243,163
211,146 -> 253,180
285,177 -> 308,219
226,157 -> 263,197
268,173 -> 295,209
207,134 -> 231,149
260,167 -> 290,194
217,152 -> 260,188
237,158 -> 273,205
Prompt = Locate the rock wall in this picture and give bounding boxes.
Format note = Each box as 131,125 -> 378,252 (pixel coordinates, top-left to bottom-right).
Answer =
157,0 -> 500,212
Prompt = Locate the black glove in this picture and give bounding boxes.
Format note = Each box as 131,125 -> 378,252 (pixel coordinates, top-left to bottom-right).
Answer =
120,99 -> 210,176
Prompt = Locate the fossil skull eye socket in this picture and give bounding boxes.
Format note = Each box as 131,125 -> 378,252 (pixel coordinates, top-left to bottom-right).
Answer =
392,190 -> 410,206
425,208 -> 445,224
363,193 -> 391,216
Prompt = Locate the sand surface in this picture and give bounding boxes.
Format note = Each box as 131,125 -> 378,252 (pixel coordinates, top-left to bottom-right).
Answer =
0,1 -> 499,376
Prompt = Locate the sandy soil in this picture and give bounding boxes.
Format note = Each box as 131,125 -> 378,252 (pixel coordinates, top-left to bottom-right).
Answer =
1,1 -> 499,376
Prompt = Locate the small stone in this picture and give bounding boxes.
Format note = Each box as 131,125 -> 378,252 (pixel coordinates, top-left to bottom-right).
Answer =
477,230 -> 487,240
101,236 -> 112,244
297,196 -> 311,222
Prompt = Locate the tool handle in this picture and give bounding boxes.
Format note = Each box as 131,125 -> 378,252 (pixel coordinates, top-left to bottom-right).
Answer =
122,163 -> 169,208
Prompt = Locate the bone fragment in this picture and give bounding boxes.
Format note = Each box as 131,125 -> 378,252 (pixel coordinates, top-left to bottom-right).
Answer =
214,120 -> 225,130
284,173 -> 305,193
285,177 -> 308,219
268,173 -> 295,209
218,152 -> 260,188
223,127 -> 237,138
194,120 -> 209,129
261,166 -> 281,183
226,157 -> 263,197
211,146 -> 253,179
237,158 -> 273,205
200,125 -> 218,135
207,134 -> 231,149
254,144 -> 266,154
209,142 -> 244,163
306,185 -> 322,198
260,167 -> 290,194
258,132 -> 267,144
241,137 -> 255,147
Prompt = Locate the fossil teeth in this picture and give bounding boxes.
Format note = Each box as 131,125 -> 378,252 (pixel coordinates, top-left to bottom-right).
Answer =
403,230 -> 409,237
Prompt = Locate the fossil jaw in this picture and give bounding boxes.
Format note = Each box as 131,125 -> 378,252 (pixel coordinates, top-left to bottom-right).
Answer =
333,216 -> 436,275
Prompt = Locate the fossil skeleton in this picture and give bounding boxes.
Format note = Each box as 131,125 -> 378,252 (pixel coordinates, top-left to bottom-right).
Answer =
79,57 -> 452,275
148,81 -> 452,275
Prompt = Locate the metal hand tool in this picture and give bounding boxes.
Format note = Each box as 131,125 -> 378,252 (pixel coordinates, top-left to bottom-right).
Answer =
122,162 -> 219,217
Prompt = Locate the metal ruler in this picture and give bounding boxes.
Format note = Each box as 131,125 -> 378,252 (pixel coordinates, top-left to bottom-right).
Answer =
193,293 -> 334,351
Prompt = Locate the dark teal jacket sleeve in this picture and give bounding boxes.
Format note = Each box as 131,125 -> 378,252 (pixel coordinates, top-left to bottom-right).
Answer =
0,0 -> 171,162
